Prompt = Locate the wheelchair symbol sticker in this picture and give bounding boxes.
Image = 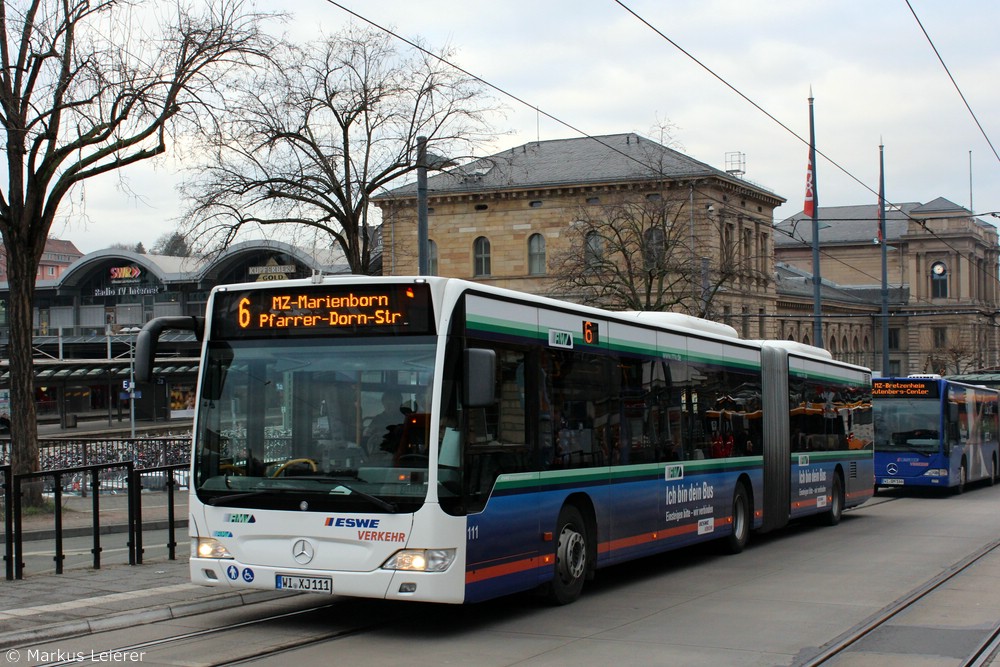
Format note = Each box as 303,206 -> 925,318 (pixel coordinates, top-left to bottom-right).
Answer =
242,567 -> 255,583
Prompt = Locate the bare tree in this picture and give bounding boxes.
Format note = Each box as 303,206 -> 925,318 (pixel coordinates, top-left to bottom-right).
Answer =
0,0 -> 273,496
180,24 -> 499,275
925,344 -> 980,376
548,192 -> 765,315
549,193 -> 696,311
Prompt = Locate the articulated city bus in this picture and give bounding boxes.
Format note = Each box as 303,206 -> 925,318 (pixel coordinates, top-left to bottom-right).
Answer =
135,276 -> 874,604
874,376 -> 1000,492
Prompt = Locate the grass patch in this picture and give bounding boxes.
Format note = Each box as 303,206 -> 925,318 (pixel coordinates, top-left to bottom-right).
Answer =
19,499 -> 57,516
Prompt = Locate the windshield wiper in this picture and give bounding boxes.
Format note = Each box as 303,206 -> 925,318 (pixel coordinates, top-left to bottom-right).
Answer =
876,443 -> 933,457
295,476 -> 397,512
207,489 -> 279,506
208,476 -> 398,512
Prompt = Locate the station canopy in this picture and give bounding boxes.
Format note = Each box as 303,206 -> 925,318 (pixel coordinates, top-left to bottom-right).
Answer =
0,358 -> 200,385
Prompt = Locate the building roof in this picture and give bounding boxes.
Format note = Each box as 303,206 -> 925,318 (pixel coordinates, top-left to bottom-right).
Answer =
775,202 -> 920,247
42,238 -> 84,257
377,133 -> 784,204
911,196 -> 969,215
775,197 -> 992,248
774,261 -> 908,307
1,240 -> 353,292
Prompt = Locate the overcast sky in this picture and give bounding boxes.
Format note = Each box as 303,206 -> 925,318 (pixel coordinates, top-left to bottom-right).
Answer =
60,0 -> 1000,253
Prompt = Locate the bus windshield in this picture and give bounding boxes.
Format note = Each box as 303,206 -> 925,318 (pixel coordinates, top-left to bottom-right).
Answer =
193,336 -> 437,513
873,397 -> 942,454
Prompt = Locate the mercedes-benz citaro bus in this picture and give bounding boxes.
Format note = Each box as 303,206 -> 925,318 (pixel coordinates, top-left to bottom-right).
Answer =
135,276 -> 874,605
874,375 -> 999,493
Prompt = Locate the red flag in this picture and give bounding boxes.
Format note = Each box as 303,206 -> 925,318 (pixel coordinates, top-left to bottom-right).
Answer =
803,157 -> 815,217
877,144 -> 885,244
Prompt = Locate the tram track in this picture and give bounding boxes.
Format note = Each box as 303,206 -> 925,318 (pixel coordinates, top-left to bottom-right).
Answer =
31,600 -> 395,667
798,536 -> 1000,666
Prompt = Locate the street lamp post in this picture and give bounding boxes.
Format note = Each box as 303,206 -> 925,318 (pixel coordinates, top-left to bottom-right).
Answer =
122,327 -> 142,439
415,136 -> 456,276
416,136 -> 429,275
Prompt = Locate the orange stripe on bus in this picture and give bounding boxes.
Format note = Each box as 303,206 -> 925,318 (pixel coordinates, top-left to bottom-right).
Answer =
466,555 -> 550,584
467,517 -> 737,585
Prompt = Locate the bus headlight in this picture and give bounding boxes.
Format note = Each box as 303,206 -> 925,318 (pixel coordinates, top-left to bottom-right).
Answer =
195,537 -> 234,559
382,549 -> 456,572
922,469 -> 948,477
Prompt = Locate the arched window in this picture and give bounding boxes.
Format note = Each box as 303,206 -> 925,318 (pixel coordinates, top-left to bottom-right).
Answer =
584,231 -> 603,270
427,239 -> 438,276
474,236 -> 491,277
528,233 -> 546,275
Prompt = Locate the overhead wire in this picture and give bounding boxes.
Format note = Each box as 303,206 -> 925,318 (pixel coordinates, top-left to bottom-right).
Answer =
321,0 -> 1000,308
615,0 -> 1000,300
691,184 -> 964,314
904,0 -> 1000,164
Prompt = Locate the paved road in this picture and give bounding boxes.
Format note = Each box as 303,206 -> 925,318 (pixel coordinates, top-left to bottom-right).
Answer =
4,486 -> 1000,665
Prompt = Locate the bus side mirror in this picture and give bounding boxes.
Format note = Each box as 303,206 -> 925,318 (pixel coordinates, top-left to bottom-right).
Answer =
464,348 -> 496,407
135,316 -> 204,383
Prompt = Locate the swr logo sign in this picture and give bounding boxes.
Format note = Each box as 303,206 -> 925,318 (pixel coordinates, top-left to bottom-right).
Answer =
110,265 -> 142,281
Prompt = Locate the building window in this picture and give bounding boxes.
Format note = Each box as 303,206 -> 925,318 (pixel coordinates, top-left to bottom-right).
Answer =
933,327 -> 947,348
888,328 -> 900,350
930,261 -> 948,298
427,239 -> 438,276
473,236 -> 491,277
528,234 -> 546,275
643,227 -> 665,270
584,231 -> 603,270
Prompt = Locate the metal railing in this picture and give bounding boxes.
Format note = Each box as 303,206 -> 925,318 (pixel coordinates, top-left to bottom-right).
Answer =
0,437 -> 190,470
1,438 -> 191,580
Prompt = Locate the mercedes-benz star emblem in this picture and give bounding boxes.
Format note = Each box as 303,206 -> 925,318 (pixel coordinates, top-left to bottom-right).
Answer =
887,463 -> 898,475
292,539 -> 315,565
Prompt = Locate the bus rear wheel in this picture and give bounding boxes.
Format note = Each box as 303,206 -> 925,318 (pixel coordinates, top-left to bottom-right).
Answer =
545,505 -> 588,605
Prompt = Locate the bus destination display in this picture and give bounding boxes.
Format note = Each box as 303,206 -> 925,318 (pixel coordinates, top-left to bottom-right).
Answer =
212,283 -> 434,338
872,379 -> 940,399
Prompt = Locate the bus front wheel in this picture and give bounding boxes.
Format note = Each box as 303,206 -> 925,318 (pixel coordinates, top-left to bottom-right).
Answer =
953,460 -> 968,495
545,505 -> 588,605
722,483 -> 750,554
820,474 -> 844,526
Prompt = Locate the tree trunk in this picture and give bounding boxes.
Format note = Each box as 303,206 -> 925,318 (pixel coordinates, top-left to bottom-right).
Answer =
4,241 -> 42,505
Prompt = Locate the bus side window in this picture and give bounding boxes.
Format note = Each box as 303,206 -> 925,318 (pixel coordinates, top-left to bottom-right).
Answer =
462,344 -> 533,510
